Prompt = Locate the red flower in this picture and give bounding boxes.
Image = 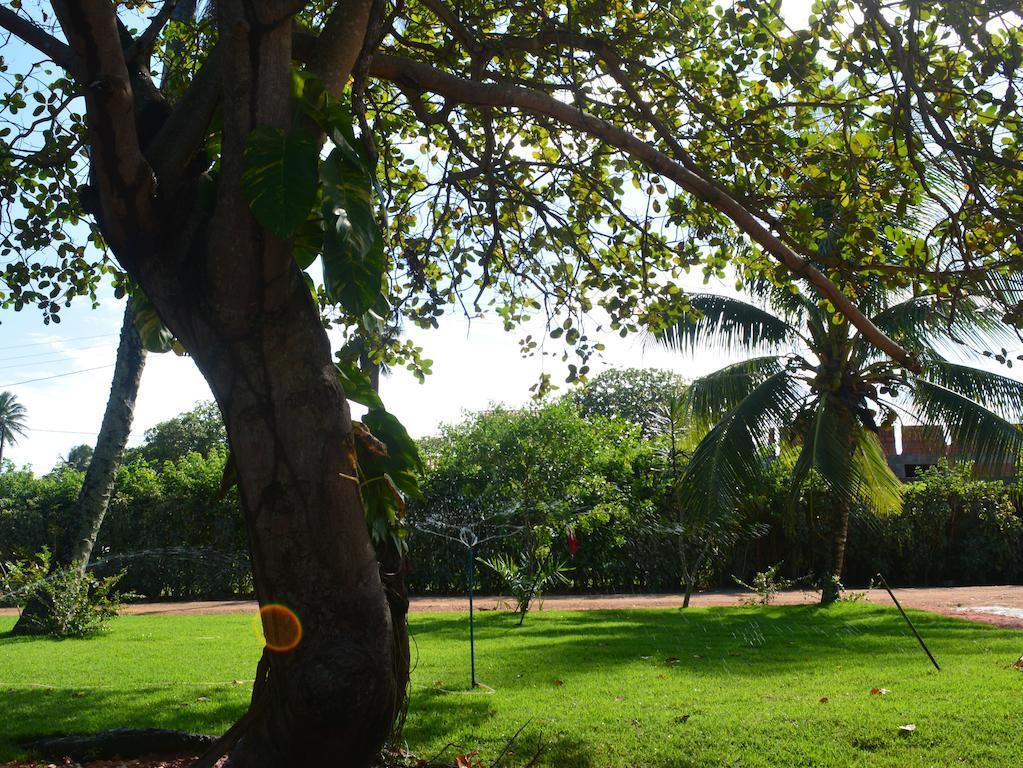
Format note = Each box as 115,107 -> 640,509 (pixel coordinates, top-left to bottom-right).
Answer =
567,527 -> 579,556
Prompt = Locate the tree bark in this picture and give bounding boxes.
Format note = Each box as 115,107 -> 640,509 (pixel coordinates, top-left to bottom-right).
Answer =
821,502 -> 850,605
69,300 -> 146,569
12,300 -> 146,636
160,273 -> 397,768
40,3 -> 400,763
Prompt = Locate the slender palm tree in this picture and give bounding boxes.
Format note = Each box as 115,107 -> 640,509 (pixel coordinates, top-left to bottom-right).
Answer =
0,391 -> 29,465
658,285 -> 1023,603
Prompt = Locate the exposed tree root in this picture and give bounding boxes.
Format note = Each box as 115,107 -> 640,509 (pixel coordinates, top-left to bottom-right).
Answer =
22,729 -> 217,762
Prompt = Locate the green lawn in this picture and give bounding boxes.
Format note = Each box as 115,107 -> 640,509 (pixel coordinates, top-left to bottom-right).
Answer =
1,604 -> 1021,766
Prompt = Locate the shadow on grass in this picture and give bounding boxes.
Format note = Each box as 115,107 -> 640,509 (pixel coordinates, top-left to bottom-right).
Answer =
409,604 -> 1002,681
0,686 -> 244,760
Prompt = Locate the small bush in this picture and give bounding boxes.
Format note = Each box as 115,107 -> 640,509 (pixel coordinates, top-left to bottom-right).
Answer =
733,562 -> 793,605
480,551 -> 572,624
1,549 -> 130,637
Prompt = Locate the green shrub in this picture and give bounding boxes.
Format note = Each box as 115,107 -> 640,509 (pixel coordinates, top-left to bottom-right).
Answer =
0,549 -> 131,637
480,551 -> 572,624
847,460 -> 1022,585
733,562 -> 793,605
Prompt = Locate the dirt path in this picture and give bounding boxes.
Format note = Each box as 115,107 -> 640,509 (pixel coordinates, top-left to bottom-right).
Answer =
7,585 -> 1020,628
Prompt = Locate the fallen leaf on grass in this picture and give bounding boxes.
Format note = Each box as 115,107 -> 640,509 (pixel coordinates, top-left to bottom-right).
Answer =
454,751 -> 480,768
195,696 -> 211,702
899,724 -> 916,733
614,695 -> 625,701
1012,656 -> 1023,671
870,688 -> 890,696
553,679 -> 564,686
819,697 -> 829,704
674,714 -> 690,723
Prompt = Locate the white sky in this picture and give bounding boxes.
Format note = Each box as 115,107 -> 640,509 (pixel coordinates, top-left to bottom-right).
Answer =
0,272 -> 746,471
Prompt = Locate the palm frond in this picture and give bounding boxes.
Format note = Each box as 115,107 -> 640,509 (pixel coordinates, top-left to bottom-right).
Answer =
911,378 -> 1023,467
680,370 -> 803,520
687,355 -> 795,424
921,359 -> 1023,420
791,396 -> 857,505
791,396 -> 902,514
858,296 -> 1017,362
657,294 -> 796,356
849,428 -> 903,515
0,391 -> 28,444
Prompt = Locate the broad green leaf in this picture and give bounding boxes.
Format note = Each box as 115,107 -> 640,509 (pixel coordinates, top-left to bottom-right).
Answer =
336,360 -> 385,410
241,127 -> 319,239
292,214 -> 324,270
132,294 -> 177,354
320,146 -> 385,315
362,408 -> 424,500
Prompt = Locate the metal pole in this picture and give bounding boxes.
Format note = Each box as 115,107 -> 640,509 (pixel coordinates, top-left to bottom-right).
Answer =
468,543 -> 476,687
877,573 -> 940,671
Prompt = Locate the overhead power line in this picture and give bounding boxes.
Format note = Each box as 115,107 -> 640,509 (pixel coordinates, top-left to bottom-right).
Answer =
27,427 -> 100,436
0,342 -> 115,365
0,364 -> 115,388
0,332 -> 116,352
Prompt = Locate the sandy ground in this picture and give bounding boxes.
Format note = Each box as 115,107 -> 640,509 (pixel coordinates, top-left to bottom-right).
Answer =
6,585 -> 1022,627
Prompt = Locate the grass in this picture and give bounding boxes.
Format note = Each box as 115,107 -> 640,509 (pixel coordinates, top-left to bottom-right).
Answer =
1,604 -> 1022,766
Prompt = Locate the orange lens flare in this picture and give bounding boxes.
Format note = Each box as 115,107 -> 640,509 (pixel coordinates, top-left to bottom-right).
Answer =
257,604 -> 303,653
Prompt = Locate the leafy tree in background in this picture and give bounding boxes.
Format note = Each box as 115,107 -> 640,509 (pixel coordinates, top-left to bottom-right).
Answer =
648,388 -> 764,607
63,444 -> 95,473
0,391 -> 28,465
412,402 -> 649,595
132,401 -> 227,466
659,287 -> 1023,603
0,0 -> 1018,762
569,367 -> 686,436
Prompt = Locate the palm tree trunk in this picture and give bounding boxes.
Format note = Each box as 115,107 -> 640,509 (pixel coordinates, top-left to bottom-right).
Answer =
821,501 -> 850,605
66,301 -> 147,569
0,430 -> 5,465
12,301 -> 146,635
682,542 -> 712,609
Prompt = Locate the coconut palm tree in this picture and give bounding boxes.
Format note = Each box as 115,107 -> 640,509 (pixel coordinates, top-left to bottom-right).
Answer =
0,391 -> 29,465
658,285 -> 1023,603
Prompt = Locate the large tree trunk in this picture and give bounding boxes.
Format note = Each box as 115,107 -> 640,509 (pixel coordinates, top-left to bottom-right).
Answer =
821,501 -> 850,605
49,3 -> 401,764
164,277 -> 397,768
12,300 -> 146,636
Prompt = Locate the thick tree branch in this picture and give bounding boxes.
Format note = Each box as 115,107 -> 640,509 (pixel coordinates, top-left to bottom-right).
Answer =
0,6 -> 81,77
310,0 -> 376,97
50,0 -> 156,253
147,44 -> 223,193
367,54 -> 919,371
